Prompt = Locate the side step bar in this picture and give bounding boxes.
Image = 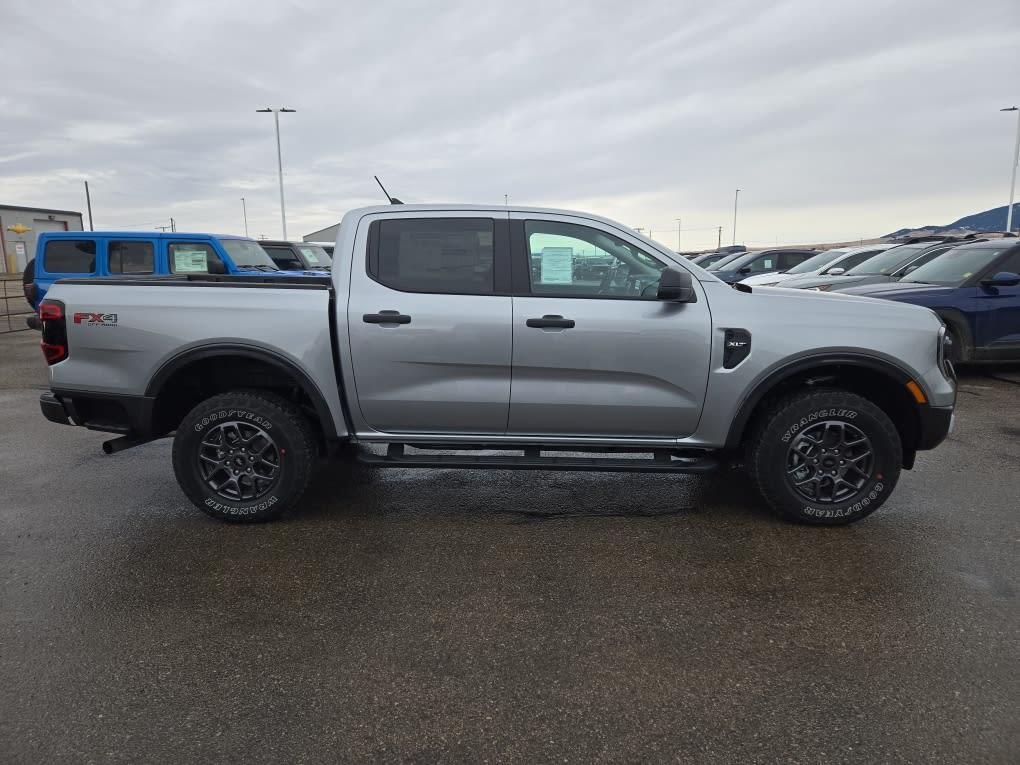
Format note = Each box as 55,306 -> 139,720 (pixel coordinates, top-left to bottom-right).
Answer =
357,444 -> 719,474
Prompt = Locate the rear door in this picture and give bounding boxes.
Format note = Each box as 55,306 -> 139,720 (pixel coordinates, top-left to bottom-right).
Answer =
346,213 -> 513,434
508,215 -> 711,439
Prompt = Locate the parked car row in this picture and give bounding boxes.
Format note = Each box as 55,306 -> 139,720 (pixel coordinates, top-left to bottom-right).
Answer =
711,235 -> 1020,362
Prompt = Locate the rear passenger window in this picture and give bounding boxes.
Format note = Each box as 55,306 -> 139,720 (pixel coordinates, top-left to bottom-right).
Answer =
109,241 -> 155,274
43,240 -> 96,273
371,218 -> 494,294
780,252 -> 811,269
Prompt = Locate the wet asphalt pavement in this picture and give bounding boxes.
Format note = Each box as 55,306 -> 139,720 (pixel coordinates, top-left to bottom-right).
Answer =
1,329 -> 1018,763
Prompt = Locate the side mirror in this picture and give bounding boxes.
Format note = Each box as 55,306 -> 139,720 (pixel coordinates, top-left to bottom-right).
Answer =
657,267 -> 697,303
826,267 -> 845,275
738,266 -> 751,274
903,264 -> 920,275
981,271 -> 1020,288
207,257 -> 227,275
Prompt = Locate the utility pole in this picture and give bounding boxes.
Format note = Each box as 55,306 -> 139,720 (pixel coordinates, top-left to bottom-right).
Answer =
84,180 -> 94,231
675,218 -> 682,251
732,189 -> 741,246
170,217 -> 176,233
717,226 -> 722,248
504,194 -> 509,206
256,107 -> 296,239
634,227 -> 645,236
1002,106 -> 1020,233
241,197 -> 249,237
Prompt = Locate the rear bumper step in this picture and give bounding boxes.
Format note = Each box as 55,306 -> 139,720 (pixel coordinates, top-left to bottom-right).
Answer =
357,444 -> 719,473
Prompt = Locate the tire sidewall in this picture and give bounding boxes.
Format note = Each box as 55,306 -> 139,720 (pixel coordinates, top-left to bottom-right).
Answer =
758,396 -> 900,524
173,399 -> 304,521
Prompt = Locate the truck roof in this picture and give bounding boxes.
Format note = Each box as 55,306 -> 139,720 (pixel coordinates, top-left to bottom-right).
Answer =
340,204 -> 661,240
38,231 -> 254,241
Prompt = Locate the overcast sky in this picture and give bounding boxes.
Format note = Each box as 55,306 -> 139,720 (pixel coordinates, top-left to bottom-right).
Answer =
2,0 -> 1018,249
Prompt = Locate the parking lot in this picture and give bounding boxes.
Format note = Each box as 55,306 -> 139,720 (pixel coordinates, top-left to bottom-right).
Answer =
1,328 -> 1017,762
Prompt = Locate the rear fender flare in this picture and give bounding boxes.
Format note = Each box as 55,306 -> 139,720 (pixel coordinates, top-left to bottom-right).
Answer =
146,344 -> 339,439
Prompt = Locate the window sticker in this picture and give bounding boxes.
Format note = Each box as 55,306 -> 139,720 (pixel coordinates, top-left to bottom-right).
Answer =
539,247 -> 573,284
174,247 -> 208,272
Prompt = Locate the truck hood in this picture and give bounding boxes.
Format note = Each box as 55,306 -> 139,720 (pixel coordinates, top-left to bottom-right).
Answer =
705,281 -> 942,334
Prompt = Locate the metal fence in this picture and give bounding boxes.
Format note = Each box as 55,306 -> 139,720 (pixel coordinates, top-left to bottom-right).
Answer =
1,275 -> 32,334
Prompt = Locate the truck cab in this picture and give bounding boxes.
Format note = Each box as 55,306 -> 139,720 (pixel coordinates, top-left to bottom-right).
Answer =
26,231 -> 308,311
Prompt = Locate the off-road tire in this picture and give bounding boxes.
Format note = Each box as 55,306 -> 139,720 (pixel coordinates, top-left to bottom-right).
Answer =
748,389 -> 901,525
173,391 -> 316,523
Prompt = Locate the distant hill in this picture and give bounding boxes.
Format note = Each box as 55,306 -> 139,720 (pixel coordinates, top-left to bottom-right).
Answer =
884,203 -> 1020,238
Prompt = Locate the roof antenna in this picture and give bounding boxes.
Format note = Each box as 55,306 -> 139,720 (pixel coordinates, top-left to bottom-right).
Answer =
374,175 -> 403,205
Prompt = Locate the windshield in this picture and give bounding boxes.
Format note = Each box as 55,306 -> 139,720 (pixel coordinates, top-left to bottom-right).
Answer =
220,239 -> 279,270
846,244 -> 927,276
787,250 -> 848,275
901,244 -> 1011,286
297,244 -> 331,266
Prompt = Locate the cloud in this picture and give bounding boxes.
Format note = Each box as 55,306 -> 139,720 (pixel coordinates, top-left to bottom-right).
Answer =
2,0 -> 1017,248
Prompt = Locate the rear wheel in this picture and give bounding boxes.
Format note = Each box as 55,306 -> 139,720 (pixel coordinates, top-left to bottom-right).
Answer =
748,390 -> 901,525
172,391 -> 316,522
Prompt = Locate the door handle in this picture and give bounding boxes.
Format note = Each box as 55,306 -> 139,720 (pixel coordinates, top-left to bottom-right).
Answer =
363,310 -> 411,325
526,315 -> 575,329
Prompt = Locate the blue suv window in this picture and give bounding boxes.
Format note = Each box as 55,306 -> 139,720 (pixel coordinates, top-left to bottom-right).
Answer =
43,240 -> 96,273
109,241 -> 155,274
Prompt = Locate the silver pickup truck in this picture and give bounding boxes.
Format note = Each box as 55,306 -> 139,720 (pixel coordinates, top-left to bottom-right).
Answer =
37,205 -> 956,525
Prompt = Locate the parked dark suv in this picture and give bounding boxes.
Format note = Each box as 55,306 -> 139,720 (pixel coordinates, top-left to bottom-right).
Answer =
259,240 -> 332,272
707,248 -> 819,284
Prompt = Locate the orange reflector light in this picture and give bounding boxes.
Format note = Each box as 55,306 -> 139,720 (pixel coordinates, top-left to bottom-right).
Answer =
905,380 -> 927,404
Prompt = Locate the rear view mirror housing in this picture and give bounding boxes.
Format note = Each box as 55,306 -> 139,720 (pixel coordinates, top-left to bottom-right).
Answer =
826,267 -> 845,276
981,271 -> 1020,288
207,257 -> 227,275
657,267 -> 697,303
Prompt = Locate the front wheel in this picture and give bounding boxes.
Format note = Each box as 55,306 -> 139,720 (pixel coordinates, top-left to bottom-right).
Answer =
172,391 -> 317,522
748,390 -> 902,525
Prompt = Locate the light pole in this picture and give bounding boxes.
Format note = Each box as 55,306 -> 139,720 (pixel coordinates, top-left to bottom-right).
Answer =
256,107 -> 296,239
241,197 -> 249,237
732,189 -> 740,246
675,218 -> 682,251
1002,107 -> 1019,234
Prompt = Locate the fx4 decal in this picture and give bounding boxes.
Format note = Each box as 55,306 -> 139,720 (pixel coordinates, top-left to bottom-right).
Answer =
73,312 -> 118,327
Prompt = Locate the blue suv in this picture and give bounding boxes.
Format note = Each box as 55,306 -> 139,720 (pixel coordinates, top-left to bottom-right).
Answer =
24,231 -> 323,314
843,239 -> 1020,363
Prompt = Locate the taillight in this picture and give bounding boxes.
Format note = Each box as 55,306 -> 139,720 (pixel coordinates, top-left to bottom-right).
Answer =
39,302 -> 62,321
39,300 -> 68,365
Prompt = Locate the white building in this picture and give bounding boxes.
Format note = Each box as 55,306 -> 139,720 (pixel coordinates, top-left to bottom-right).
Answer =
1,204 -> 84,273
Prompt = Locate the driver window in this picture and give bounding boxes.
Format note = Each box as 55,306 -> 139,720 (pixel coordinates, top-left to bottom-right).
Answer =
524,220 -> 666,298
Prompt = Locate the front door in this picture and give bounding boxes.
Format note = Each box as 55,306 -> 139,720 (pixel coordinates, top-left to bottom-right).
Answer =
508,216 -> 712,439
347,214 -> 513,434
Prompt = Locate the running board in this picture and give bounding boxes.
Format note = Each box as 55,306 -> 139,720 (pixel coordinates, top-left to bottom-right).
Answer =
356,444 -> 719,474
